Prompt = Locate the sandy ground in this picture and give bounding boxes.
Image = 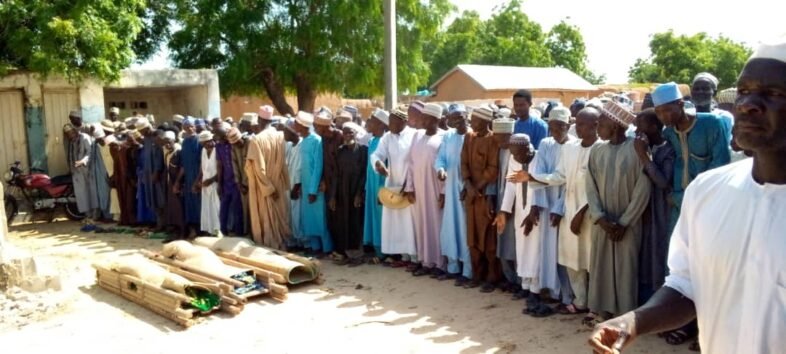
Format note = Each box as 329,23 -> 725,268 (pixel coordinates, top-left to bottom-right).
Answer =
1,219 -> 693,354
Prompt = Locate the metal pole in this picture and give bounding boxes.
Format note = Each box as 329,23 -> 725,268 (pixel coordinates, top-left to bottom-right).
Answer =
383,0 -> 397,110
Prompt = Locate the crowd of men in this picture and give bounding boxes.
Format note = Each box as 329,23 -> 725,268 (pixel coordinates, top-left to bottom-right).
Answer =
62,68 -> 740,350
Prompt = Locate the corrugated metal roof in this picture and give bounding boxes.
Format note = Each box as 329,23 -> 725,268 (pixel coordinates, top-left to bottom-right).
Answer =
430,64 -> 597,91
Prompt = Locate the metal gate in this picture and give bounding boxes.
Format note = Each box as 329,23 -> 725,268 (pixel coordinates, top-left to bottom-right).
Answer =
0,90 -> 29,175
43,89 -> 79,176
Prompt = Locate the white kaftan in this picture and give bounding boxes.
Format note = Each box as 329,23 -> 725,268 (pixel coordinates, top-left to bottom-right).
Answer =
200,148 -> 220,234
370,127 -> 417,256
664,159 -> 786,354
500,155 -> 539,283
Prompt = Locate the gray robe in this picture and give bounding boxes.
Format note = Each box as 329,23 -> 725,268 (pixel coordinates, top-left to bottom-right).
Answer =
67,133 -> 92,213
585,137 -> 651,315
87,140 -> 111,218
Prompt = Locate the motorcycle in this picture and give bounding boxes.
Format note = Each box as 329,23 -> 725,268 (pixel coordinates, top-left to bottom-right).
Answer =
3,161 -> 85,223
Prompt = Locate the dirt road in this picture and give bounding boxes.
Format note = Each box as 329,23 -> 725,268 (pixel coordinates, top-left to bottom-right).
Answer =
1,220 -> 692,354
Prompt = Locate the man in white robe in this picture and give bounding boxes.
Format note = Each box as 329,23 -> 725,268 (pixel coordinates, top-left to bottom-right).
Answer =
370,109 -> 417,266
590,36 -> 786,354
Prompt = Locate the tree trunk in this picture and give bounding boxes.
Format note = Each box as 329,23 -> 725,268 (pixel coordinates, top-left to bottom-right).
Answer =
294,73 -> 317,114
260,68 -> 295,116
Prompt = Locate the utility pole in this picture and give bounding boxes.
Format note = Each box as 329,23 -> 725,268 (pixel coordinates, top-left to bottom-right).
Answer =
383,0 -> 397,110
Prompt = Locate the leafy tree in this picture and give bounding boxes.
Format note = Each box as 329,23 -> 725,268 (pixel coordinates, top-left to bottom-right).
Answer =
546,21 -> 604,84
0,0 -> 146,82
629,31 -> 751,88
167,0 -> 452,115
427,1 -> 603,86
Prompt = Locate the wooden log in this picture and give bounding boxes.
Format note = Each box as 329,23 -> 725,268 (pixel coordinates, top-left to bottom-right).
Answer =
215,252 -> 292,284
142,250 -> 245,287
220,303 -> 243,315
217,256 -> 287,284
97,279 -> 195,327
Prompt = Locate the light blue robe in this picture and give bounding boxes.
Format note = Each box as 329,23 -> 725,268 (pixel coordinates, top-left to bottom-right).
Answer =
529,137 -> 573,296
434,129 -> 471,278
363,136 -> 385,255
663,113 -> 731,232
300,132 -> 332,252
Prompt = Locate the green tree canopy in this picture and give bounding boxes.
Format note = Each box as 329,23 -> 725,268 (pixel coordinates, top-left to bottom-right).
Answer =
166,0 -> 452,114
628,31 -> 752,88
0,0 -> 147,82
427,1 -> 603,85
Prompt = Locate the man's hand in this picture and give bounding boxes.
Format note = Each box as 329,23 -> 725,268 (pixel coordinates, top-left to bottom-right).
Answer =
318,181 -> 327,193
270,189 -> 280,200
403,191 -> 416,204
308,194 -> 317,203
634,133 -> 651,164
328,198 -> 337,211
192,182 -> 201,193
438,194 -> 445,209
291,184 -> 301,200
464,184 -> 478,201
610,224 -> 627,242
492,212 -> 507,235
173,185 -> 182,195
459,188 -> 467,201
375,161 -> 389,177
550,213 -> 562,228
506,170 -> 529,183
240,185 -> 248,195
74,160 -> 86,168
570,212 -> 584,235
437,169 -> 447,182
588,312 -> 637,354
353,195 -> 363,208
597,217 -> 615,235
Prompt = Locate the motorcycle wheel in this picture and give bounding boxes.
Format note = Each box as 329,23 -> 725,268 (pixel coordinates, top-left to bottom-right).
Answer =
4,194 -> 18,224
64,201 -> 85,221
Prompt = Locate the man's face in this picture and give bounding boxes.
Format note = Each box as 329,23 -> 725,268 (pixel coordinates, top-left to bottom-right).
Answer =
239,121 -> 251,134
574,110 -> 598,141
184,125 -> 196,135
195,125 -> 205,134
691,79 -> 716,107
447,112 -> 468,133
510,143 -> 534,164
69,115 -> 82,127
109,112 -> 118,121
314,124 -> 331,137
654,101 -> 684,127
283,127 -> 297,143
597,115 -> 618,141
548,120 -> 570,142
469,116 -> 489,132
422,115 -> 439,131
389,115 -> 406,134
201,139 -> 215,150
733,58 -> 786,153
407,108 -> 422,129
513,97 -> 531,119
342,127 -> 356,144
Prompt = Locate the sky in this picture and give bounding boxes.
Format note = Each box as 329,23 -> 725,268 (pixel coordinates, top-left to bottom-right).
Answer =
136,0 -> 783,84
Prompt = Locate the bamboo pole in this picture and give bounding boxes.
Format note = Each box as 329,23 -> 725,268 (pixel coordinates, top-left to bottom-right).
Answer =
216,256 -> 287,284
215,252 -> 292,283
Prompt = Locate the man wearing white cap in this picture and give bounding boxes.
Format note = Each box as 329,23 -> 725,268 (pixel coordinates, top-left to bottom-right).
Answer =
578,101 -> 651,325
514,106 -> 576,316
591,37 -> 786,354
282,118 -> 305,247
435,103 -> 472,284
405,102 -> 447,277
64,123 -> 92,218
490,115 -> 520,295
363,109 -> 389,262
691,72 -> 734,137
245,104 -> 291,249
196,131 -> 220,234
239,112 -> 258,135
108,107 -> 121,122
291,112 -> 332,255
371,109 -> 417,267
652,81 -> 731,233
314,107 -> 343,253
525,106 -> 601,315
461,105 -> 500,292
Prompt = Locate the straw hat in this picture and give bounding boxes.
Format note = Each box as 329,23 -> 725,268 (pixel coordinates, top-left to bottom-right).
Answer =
377,188 -> 411,209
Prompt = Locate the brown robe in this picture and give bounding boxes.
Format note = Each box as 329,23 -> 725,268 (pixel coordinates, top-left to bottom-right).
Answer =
232,139 -> 250,235
114,141 -> 138,226
245,127 -> 291,249
461,131 -> 501,283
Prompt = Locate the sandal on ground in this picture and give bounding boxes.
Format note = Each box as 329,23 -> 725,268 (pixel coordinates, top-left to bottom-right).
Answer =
390,260 -> 408,268
429,268 -> 445,279
582,313 -> 604,329
664,329 -> 695,346
511,289 -> 529,301
368,257 -> 381,265
333,257 -> 350,266
556,303 -> 590,315
454,276 -> 469,287
479,283 -> 496,293
438,273 -> 457,281
530,304 -> 555,318
405,263 -> 420,272
463,280 -> 480,289
348,258 -> 364,267
412,267 -> 431,277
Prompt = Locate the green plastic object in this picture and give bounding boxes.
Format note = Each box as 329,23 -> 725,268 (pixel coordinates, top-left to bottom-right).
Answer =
186,287 -> 221,312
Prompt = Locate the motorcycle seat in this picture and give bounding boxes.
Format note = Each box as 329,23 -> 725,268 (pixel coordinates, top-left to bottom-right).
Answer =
50,174 -> 73,186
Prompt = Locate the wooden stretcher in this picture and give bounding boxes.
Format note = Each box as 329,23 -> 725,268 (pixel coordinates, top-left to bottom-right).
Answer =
93,264 -> 218,328
140,250 -> 286,305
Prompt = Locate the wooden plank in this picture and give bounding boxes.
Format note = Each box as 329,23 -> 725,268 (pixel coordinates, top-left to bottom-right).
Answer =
216,256 -> 286,284
142,251 -> 245,287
